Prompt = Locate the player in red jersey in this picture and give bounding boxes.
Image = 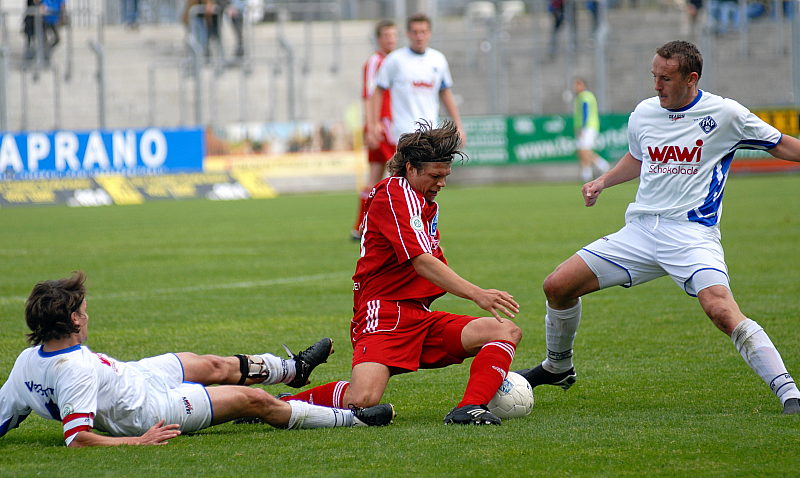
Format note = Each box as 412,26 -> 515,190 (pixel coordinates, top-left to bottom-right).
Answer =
352,19 -> 398,241
286,120 -> 522,425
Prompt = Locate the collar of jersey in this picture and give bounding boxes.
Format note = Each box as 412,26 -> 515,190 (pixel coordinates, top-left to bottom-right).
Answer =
408,46 -> 426,56
667,89 -> 703,112
38,344 -> 81,357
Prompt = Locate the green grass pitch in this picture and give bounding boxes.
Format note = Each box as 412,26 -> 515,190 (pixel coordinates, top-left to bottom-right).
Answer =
0,174 -> 798,477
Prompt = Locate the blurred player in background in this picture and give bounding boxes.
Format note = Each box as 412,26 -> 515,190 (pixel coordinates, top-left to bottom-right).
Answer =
517,40 -> 800,414
366,13 -> 465,155
352,19 -> 398,241
284,121 -> 521,425
0,272 -> 394,447
573,78 -> 609,182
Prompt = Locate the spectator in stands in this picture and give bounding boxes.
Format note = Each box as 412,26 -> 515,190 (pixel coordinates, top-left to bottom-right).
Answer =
23,0 -> 65,62
681,0 -> 704,37
183,0 -> 218,59
548,0 -> 565,59
220,0 -> 246,58
548,0 -> 577,59
713,0 -> 742,34
120,0 -> 140,30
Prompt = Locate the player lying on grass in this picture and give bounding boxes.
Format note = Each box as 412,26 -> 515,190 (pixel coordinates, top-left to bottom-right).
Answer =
0,271 -> 394,447
516,40 -> 800,414
282,120 -> 522,425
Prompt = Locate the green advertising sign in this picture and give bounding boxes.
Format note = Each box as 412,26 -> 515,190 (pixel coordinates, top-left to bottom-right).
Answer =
462,114 -> 630,166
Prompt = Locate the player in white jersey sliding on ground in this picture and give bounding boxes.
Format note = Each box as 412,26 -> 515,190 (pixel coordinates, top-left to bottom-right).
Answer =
0,271 -> 394,447
516,40 -> 800,414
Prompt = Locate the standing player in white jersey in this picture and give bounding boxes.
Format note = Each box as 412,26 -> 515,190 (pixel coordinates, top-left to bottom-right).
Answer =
516,40 -> 800,414
0,272 -> 394,447
366,13 -> 465,150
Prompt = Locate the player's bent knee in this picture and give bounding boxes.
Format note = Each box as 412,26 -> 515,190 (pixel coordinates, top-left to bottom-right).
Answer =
543,271 -> 573,303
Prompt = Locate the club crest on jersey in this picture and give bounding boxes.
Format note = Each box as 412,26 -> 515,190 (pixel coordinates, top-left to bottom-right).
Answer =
668,113 -> 685,121
410,215 -> 424,232
698,115 -> 717,133
429,213 -> 438,236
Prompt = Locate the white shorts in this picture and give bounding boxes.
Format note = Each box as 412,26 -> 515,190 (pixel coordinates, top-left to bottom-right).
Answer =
576,128 -> 598,150
576,214 -> 730,296
131,354 -> 213,433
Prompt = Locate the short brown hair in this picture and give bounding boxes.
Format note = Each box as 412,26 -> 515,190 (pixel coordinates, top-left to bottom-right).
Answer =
388,120 -> 465,177
25,271 -> 86,345
407,12 -> 431,31
656,41 -> 703,80
375,19 -> 395,38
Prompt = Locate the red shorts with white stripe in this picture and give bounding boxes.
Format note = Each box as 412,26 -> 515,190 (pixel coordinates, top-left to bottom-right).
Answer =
350,299 -> 477,372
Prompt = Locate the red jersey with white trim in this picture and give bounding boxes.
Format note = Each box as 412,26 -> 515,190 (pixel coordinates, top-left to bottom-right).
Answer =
353,176 -> 446,309
0,345 -> 151,445
363,51 -> 392,121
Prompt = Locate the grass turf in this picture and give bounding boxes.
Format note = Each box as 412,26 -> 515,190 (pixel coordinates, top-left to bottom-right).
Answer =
0,174 -> 798,477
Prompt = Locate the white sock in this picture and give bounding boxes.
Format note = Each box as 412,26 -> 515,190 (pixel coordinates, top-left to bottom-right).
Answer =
255,353 -> 296,385
731,319 -> 800,404
542,299 -> 581,374
287,400 -> 354,429
595,157 -> 610,173
580,166 -> 592,183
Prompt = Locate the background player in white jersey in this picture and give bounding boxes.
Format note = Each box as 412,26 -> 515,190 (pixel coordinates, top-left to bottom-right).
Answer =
366,13 -> 465,149
0,272 -> 394,447
516,40 -> 800,414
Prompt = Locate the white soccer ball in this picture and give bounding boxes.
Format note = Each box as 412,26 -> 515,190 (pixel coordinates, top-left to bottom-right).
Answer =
487,371 -> 534,419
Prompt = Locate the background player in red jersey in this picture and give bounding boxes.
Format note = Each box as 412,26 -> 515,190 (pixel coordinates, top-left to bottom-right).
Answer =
285,120 -> 522,425
352,19 -> 398,241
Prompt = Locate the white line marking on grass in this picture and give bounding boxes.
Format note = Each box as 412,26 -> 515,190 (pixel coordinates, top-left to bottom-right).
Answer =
0,271 -> 349,305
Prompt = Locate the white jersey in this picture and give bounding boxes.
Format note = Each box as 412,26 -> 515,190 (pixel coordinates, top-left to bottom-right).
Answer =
626,90 -> 781,227
376,46 -> 454,144
0,345 -> 182,445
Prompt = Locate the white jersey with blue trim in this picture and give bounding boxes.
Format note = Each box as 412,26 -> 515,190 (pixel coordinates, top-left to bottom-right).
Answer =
626,90 -> 781,227
376,46 -> 453,144
0,345 -> 152,444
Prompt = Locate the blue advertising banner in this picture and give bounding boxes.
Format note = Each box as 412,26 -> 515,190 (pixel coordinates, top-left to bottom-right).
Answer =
0,127 -> 205,179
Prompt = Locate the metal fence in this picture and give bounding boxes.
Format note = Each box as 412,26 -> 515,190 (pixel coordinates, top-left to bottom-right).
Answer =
0,0 -> 798,133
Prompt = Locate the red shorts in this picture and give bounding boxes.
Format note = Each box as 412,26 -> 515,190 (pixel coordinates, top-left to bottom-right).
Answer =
350,299 -> 477,372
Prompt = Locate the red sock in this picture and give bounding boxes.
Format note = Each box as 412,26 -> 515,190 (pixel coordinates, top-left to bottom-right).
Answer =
353,188 -> 371,232
458,340 -> 516,407
280,381 -> 350,408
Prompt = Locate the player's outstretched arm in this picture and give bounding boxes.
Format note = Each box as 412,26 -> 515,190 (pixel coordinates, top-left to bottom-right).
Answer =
411,253 -> 519,321
582,152 -> 642,207
68,419 -> 181,447
768,134 -> 800,162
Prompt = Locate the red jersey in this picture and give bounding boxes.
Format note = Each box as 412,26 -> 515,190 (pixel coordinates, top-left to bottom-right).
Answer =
363,51 -> 392,121
353,176 -> 446,309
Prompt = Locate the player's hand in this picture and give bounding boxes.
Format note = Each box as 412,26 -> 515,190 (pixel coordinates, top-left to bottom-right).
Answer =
582,178 -> 605,207
138,419 -> 181,445
473,289 -> 519,322
457,126 -> 467,147
366,123 -> 384,150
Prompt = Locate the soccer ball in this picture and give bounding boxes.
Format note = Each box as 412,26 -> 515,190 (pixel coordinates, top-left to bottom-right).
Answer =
487,372 -> 534,419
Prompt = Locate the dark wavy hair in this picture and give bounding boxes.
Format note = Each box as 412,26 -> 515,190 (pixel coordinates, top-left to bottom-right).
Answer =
25,271 -> 86,345
387,120 -> 466,178
656,40 -> 703,80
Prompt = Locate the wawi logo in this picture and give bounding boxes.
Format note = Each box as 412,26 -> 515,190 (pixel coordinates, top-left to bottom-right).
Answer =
648,139 -> 704,164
